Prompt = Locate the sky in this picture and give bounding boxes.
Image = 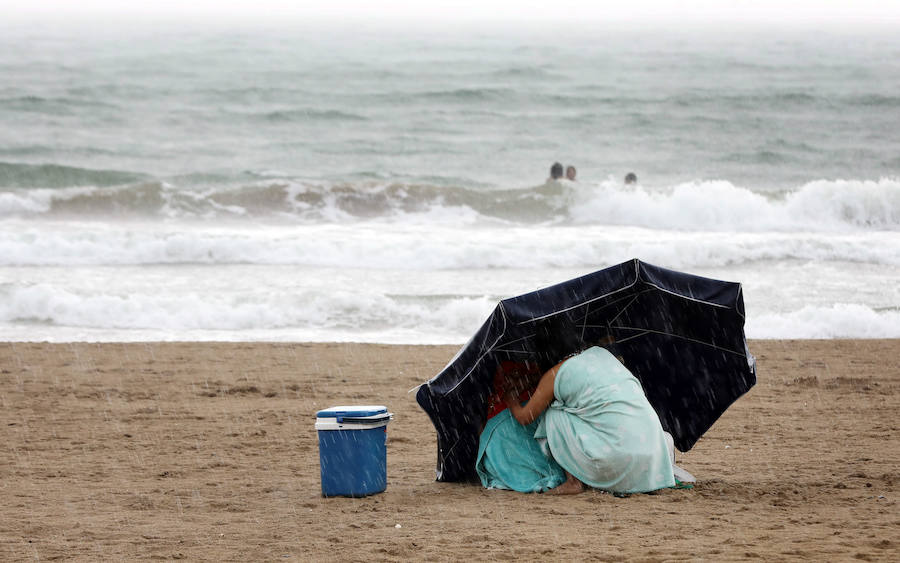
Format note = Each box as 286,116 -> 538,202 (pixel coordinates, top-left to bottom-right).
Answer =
2,0 -> 899,27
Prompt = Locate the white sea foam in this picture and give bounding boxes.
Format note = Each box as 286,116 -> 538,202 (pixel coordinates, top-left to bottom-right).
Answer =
0,177 -> 897,233
747,304 -> 900,339
569,177 -> 900,232
1,220 -> 897,269
1,278 -> 897,342
0,279 -> 496,342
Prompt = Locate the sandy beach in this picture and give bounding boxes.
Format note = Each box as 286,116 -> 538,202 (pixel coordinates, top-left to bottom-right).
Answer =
1,340 -> 898,561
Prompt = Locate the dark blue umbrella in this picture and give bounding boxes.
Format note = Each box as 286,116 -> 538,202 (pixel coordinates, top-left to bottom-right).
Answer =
416,258 -> 757,482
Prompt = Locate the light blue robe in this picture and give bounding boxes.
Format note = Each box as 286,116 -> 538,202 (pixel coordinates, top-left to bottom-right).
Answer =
476,409 -> 566,493
534,346 -> 676,493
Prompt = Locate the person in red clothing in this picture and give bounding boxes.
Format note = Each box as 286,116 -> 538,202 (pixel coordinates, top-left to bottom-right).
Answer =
485,360 -> 542,420
476,357 -> 567,492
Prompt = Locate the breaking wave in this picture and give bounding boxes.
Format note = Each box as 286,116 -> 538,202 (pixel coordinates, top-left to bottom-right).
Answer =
0,282 -> 495,343
747,304 -> 900,340
2,221 -> 898,268
1,282 -> 897,342
0,163 -> 898,232
567,177 -> 900,231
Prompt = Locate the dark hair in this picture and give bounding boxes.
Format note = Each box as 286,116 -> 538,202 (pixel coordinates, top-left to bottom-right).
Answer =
550,162 -> 564,179
531,315 -> 583,373
624,172 -> 637,184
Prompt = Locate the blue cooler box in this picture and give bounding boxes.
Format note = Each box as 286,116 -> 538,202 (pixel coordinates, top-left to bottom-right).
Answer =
315,405 -> 393,497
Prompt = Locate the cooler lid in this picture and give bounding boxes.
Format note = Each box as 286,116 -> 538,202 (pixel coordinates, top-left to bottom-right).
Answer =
316,405 -> 388,419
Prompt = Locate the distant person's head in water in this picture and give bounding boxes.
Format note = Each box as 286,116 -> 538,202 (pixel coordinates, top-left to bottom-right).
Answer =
549,162 -> 564,181
566,166 -> 577,181
624,172 -> 637,185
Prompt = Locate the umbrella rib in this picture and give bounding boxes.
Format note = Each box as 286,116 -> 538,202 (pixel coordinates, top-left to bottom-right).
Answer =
608,294 -> 639,324
513,267 -> 733,328
613,325 -> 748,356
437,436 -> 465,471
642,282 -> 733,309
580,302 -> 590,341
514,283 -> 638,324
493,333 -> 532,350
489,347 -> 531,355
441,303 -> 510,394
613,284 -> 733,311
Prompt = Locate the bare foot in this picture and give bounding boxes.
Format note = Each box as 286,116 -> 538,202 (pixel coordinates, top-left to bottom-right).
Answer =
549,474 -> 585,495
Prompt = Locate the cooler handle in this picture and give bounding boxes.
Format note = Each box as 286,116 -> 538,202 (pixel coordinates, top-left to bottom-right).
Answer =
337,414 -> 393,424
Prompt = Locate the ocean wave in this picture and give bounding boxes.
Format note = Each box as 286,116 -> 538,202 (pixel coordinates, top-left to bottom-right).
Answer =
0,145 -> 125,158
0,176 -> 502,220
485,66 -> 560,79
663,91 -> 897,109
1,168 -> 897,232
192,86 -> 315,103
1,281 -> 897,342
261,108 -> 369,122
852,94 -> 900,107
719,150 -> 792,165
668,92 -> 821,108
533,92 -> 623,107
747,304 -> 900,339
0,95 -> 121,115
418,87 -> 515,101
567,178 -> 900,231
0,161 -> 147,189
768,139 -> 824,153
783,178 -> 900,229
1,221 -> 897,268
65,83 -> 160,100
0,282 -> 495,337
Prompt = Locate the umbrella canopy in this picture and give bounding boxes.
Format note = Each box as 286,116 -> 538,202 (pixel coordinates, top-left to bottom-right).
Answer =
416,258 -> 757,482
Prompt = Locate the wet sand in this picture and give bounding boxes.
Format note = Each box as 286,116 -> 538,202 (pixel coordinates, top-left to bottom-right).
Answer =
1,340 -> 898,561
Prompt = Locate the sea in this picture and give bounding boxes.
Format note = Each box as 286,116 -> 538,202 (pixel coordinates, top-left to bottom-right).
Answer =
1,20 -> 898,343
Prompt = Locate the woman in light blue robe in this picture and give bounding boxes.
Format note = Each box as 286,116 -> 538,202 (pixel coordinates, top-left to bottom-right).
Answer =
483,340 -> 675,494
529,346 -> 675,493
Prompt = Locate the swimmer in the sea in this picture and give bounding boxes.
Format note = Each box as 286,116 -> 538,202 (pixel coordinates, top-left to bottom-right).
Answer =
548,162 -> 564,182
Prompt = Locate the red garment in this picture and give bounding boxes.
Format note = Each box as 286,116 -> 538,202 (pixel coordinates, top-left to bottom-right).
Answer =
486,360 -> 541,420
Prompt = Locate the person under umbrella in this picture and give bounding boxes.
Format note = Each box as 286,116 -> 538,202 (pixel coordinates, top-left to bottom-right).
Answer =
418,259 -> 756,484
477,317 -> 679,494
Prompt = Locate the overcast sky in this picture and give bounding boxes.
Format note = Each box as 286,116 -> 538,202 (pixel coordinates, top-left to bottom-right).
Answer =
2,0 -> 899,27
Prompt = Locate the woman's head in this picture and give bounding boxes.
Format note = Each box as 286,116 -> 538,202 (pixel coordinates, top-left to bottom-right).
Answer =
531,315 -> 583,372
498,362 -> 541,397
